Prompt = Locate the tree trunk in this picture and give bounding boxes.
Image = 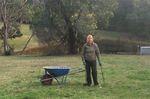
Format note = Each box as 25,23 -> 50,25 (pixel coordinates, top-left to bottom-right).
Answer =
57,0 -> 78,54
68,27 -> 77,54
3,22 -> 9,55
64,17 -> 77,54
3,1 -> 10,55
20,33 -> 34,55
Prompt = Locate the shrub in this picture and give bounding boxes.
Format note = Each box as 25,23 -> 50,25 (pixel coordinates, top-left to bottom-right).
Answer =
95,39 -> 148,54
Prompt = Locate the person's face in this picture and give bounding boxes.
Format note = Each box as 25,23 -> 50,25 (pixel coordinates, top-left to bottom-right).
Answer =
86,36 -> 94,44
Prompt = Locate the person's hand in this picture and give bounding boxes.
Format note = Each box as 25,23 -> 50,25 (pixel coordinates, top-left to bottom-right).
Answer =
99,62 -> 102,66
83,61 -> 86,66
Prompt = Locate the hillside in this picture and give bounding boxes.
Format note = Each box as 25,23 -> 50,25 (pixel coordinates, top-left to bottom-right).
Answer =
94,30 -> 150,43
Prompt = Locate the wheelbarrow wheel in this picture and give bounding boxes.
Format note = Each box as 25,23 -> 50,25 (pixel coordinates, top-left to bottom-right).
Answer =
40,74 -> 53,85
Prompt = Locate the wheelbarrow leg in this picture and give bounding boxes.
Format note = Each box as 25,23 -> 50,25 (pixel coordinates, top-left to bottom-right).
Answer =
45,71 -> 60,85
53,76 -> 68,85
61,75 -> 68,84
64,75 -> 68,83
53,77 -> 61,85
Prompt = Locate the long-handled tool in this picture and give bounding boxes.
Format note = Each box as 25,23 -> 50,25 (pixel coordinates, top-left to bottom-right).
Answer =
98,63 -> 105,86
96,54 -> 105,87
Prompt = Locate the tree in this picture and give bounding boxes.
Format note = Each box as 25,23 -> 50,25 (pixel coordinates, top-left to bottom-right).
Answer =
109,0 -> 150,39
0,0 -> 29,55
109,0 -> 134,32
31,0 -> 118,54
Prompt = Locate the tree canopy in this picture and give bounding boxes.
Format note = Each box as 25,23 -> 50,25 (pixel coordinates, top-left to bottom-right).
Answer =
109,0 -> 150,39
1,0 -> 150,55
31,0 -> 118,54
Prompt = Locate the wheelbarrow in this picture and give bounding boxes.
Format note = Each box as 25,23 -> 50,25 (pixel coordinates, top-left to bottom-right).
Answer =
40,66 -> 85,85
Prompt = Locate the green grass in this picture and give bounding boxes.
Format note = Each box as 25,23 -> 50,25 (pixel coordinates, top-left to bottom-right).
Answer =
9,24 -> 38,51
94,30 -> 150,43
0,55 -> 150,99
95,30 -> 122,40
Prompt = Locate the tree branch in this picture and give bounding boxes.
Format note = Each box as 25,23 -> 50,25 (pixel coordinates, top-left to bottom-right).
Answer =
73,8 -> 82,24
8,0 -> 28,22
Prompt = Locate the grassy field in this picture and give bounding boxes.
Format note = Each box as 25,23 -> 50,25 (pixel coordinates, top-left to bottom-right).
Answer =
0,55 -> 150,99
94,30 -> 124,40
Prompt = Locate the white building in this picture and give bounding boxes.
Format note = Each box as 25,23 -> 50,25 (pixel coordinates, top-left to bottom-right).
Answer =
140,46 -> 150,55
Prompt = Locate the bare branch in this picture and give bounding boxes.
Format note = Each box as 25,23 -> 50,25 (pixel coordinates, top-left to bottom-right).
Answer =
8,0 -> 28,22
0,0 -> 5,22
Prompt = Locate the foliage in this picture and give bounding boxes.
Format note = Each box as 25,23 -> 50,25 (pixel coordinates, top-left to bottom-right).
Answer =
96,39 -> 150,54
109,0 -> 150,38
0,0 -> 31,55
0,0 -> 32,39
31,0 -> 118,54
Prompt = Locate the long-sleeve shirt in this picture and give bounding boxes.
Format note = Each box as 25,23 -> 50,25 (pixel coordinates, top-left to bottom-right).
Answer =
82,43 -> 100,61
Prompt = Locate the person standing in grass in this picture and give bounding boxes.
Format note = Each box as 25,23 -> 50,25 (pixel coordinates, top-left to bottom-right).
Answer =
82,34 -> 101,86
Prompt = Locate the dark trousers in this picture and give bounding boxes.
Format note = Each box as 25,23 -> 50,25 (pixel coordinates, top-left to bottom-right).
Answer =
85,60 -> 98,85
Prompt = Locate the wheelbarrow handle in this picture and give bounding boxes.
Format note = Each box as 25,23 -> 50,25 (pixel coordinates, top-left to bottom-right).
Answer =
69,69 -> 85,75
40,78 -> 53,82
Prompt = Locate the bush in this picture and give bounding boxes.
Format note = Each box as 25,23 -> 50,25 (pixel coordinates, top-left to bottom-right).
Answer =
95,39 -> 144,54
17,43 -> 67,55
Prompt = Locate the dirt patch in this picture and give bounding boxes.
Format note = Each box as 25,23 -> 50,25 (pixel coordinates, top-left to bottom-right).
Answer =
16,45 -> 49,55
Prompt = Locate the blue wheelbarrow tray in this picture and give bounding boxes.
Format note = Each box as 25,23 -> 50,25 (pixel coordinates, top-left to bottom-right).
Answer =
43,66 -> 70,85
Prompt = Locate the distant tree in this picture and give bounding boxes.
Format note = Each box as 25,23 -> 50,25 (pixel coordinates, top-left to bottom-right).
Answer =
109,0 -> 134,32
32,0 -> 118,54
0,0 -> 29,55
109,0 -> 150,39
128,0 -> 150,37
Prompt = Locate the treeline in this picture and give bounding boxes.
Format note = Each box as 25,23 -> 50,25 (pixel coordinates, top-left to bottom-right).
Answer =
28,0 -> 150,35
28,0 -> 150,40
0,0 -> 150,55
108,0 -> 150,39
30,0 -> 118,54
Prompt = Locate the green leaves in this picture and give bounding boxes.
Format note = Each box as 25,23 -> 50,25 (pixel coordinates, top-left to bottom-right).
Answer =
109,0 -> 150,39
31,0 -> 118,54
